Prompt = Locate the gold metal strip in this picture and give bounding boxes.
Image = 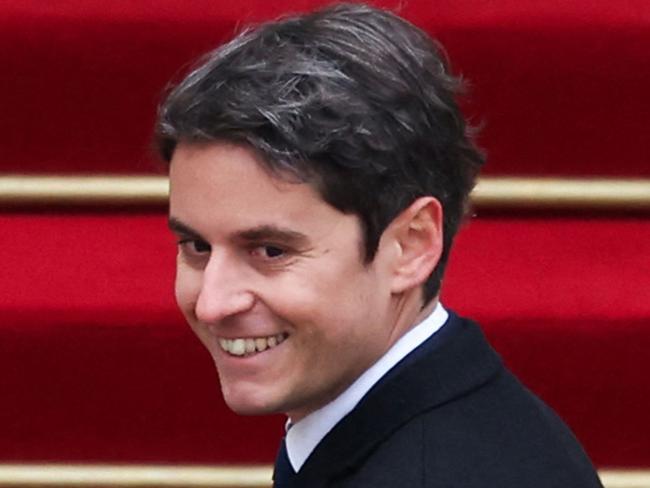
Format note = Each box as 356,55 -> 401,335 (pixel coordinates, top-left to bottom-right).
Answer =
0,174 -> 649,210
0,175 -> 168,206
0,464 -> 272,487
600,470 -> 650,488
0,464 -> 647,487
473,177 -> 650,210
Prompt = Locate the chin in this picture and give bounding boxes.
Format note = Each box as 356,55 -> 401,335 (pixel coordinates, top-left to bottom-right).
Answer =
221,387 -> 283,416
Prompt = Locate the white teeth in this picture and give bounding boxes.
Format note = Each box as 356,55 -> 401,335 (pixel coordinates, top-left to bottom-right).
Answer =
219,333 -> 287,356
231,339 -> 246,356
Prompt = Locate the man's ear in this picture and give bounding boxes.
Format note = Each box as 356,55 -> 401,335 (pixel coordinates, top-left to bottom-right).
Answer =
387,197 -> 443,294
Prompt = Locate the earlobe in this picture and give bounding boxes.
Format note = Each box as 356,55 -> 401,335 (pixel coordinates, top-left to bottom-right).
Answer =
389,197 -> 443,294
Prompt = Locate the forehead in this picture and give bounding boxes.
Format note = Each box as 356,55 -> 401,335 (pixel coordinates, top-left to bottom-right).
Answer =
170,141 -> 296,191
168,142 -> 355,241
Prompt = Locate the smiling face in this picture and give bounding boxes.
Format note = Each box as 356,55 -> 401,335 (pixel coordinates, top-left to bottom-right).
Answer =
169,142 -> 410,421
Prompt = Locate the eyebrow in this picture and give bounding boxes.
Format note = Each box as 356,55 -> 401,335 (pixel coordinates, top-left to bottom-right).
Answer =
168,217 -> 310,247
168,217 -> 205,241
237,225 -> 310,248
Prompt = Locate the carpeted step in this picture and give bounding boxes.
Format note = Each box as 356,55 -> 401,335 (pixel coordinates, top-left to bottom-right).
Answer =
1,212 -> 648,466
1,0 -> 649,176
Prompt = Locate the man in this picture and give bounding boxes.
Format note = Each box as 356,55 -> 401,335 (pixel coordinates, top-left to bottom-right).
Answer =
157,3 -> 603,487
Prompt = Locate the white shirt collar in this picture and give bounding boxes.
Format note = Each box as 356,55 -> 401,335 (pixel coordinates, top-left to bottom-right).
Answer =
285,302 -> 449,471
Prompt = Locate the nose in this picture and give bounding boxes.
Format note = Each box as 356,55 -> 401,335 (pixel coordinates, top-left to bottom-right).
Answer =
194,252 -> 255,323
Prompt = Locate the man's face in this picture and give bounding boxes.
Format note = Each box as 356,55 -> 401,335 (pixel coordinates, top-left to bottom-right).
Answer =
169,142 -> 400,421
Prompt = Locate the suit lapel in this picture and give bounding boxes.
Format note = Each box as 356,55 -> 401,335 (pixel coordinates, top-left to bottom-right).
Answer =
293,312 -> 503,485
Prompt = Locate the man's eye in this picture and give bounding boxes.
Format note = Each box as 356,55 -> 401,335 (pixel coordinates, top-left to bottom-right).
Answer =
251,245 -> 286,259
179,239 -> 211,255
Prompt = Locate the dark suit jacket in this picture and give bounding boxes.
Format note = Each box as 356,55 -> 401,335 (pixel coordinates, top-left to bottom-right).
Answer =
278,312 -> 603,487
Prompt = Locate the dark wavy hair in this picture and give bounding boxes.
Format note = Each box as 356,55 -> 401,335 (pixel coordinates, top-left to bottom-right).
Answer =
155,2 -> 484,304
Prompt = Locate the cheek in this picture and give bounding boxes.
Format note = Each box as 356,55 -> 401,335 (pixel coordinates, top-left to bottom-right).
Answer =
174,266 -> 216,350
174,264 -> 201,318
266,262 -> 381,335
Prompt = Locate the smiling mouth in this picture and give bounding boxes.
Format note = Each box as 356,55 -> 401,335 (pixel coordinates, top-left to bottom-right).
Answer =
219,333 -> 288,357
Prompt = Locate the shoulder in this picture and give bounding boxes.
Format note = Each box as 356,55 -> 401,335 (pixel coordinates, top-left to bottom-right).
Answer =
420,368 -> 602,487
334,313 -> 603,487
334,368 -> 603,488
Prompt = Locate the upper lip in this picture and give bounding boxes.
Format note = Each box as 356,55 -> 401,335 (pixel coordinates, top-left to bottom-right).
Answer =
217,332 -> 287,340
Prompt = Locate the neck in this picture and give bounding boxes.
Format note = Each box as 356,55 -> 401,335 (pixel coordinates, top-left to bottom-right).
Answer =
386,290 -> 439,347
